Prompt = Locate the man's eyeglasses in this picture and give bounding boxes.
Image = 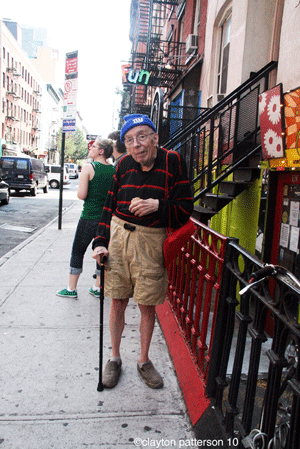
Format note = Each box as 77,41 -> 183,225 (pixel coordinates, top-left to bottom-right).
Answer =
124,133 -> 155,146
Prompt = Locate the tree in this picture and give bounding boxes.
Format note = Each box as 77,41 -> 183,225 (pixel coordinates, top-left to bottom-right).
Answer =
56,127 -> 88,163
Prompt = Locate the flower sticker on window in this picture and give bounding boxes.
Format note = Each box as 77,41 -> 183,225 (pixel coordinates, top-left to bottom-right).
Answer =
259,84 -> 285,159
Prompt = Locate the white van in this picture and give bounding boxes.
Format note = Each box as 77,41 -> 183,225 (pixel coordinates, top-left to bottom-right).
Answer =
65,163 -> 78,179
45,164 -> 70,189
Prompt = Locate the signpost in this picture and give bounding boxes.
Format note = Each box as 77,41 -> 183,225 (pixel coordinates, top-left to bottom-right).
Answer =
59,51 -> 78,230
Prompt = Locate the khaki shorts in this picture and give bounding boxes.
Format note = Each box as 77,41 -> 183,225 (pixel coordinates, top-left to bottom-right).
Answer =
104,216 -> 168,305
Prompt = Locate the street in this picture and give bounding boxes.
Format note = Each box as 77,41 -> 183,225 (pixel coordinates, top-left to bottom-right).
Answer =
0,178 -> 79,259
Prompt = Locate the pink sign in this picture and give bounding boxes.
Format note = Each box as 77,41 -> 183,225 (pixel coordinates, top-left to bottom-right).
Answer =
65,57 -> 78,74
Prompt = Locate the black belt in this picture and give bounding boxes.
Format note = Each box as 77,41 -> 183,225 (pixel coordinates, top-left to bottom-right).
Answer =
124,223 -> 136,232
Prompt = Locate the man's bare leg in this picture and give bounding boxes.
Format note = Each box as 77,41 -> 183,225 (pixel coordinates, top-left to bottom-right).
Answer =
109,298 -> 129,358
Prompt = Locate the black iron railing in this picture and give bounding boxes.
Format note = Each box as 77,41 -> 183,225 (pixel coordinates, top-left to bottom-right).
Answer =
163,61 -> 278,202
206,240 -> 300,448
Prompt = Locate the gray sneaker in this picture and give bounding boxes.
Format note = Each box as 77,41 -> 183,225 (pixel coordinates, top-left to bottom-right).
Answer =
103,359 -> 122,388
137,360 -> 164,389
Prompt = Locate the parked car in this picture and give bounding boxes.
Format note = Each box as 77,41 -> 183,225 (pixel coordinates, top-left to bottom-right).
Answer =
0,156 -> 48,196
0,177 -> 10,205
65,163 -> 79,179
45,164 -> 70,189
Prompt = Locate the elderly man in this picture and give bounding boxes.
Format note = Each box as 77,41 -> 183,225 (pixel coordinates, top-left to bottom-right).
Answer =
92,114 -> 193,389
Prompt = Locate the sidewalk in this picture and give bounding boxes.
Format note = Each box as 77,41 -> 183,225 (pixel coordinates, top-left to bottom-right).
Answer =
0,200 -> 194,449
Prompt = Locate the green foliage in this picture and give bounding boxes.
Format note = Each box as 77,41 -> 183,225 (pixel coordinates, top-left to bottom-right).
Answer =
56,127 -> 88,163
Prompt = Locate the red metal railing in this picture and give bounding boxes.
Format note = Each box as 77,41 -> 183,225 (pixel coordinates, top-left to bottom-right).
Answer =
157,218 -> 228,424
166,218 -> 228,379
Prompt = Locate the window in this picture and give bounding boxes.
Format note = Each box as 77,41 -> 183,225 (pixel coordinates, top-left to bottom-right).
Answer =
193,0 -> 201,36
3,47 -> 5,60
3,72 -> 5,88
217,13 -> 232,98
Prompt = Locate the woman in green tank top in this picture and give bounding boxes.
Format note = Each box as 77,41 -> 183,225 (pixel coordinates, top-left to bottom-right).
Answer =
56,137 -> 115,299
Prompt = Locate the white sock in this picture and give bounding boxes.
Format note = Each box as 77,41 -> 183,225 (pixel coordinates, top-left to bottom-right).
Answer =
110,356 -> 121,362
93,285 -> 100,292
67,287 -> 75,292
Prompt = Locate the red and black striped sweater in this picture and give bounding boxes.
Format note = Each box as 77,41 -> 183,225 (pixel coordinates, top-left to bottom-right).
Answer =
92,147 -> 193,249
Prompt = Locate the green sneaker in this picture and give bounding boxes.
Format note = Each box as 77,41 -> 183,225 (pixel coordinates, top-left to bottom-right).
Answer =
89,287 -> 100,298
56,288 -> 78,299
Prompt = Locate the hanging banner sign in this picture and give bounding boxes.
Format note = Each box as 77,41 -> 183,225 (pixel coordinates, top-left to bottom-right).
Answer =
63,51 -> 78,132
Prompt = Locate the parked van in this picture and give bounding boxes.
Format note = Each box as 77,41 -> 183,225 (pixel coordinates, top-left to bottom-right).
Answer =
65,163 -> 78,179
0,155 -> 48,196
45,164 -> 70,189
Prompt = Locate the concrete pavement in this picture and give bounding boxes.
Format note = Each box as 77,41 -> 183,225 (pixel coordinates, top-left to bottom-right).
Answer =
0,200 -> 194,449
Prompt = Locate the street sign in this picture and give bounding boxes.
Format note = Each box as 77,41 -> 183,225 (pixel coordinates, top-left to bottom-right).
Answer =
63,78 -> 78,120
63,51 -> 78,131
62,119 -> 76,133
65,51 -> 78,74
86,134 -> 98,140
88,141 -> 95,151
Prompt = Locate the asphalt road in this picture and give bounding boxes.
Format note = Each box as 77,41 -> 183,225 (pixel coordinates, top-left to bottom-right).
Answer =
0,179 -> 79,259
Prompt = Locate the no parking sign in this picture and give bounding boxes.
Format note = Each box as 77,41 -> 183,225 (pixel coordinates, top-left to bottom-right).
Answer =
63,51 -> 78,133
88,140 -> 95,151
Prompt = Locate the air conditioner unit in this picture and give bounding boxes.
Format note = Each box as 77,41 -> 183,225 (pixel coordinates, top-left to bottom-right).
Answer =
186,34 -> 198,54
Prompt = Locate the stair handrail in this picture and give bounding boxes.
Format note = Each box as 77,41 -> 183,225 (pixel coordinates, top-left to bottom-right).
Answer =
163,61 -> 278,149
193,143 -> 262,202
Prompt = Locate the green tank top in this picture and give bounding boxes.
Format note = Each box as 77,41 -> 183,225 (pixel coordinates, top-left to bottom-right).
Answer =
80,162 -> 115,220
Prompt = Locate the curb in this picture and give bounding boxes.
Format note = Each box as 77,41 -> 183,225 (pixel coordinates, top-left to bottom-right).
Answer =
0,200 -> 79,268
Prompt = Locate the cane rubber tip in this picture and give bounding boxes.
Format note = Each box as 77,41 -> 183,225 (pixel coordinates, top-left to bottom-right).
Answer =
97,383 -> 104,392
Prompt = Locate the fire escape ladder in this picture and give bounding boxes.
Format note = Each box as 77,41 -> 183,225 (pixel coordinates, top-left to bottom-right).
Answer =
129,0 -> 186,116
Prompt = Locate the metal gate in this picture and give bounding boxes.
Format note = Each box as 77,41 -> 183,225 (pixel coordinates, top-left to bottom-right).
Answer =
157,223 -> 300,448
156,217 -> 228,425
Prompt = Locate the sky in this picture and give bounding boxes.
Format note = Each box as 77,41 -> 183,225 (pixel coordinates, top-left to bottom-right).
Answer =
2,0 -> 132,136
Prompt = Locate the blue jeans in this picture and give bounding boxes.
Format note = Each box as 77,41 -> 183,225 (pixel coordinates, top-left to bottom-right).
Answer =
70,218 -> 100,276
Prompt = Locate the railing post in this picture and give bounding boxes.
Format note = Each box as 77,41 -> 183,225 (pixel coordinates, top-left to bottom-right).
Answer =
207,113 -> 215,188
205,237 -> 239,398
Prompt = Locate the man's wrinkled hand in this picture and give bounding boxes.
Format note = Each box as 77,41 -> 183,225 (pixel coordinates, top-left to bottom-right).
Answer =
92,246 -> 108,265
129,198 -> 159,217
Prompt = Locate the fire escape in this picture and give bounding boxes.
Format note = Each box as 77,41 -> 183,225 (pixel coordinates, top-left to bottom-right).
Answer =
124,0 -> 185,117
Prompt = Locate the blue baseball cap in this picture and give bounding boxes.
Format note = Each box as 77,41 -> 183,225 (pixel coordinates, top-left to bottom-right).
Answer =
120,114 -> 157,142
